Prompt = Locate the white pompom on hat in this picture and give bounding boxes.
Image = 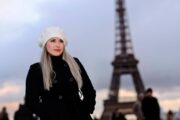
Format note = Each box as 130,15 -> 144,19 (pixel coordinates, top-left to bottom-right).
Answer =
38,26 -> 68,48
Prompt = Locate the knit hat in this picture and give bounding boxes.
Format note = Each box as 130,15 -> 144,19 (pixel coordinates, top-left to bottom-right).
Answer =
38,26 -> 67,48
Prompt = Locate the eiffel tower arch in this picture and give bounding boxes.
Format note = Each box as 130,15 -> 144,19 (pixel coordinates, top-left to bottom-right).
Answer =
100,0 -> 145,120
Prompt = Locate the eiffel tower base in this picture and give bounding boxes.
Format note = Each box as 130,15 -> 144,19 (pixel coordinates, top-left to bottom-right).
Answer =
100,100 -> 135,120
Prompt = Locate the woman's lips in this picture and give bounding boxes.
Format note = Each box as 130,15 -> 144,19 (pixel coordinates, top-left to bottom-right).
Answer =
53,49 -> 61,52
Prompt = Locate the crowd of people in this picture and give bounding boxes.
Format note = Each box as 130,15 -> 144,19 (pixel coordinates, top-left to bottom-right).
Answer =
0,87 -> 175,120
110,88 -> 161,120
133,88 -> 161,120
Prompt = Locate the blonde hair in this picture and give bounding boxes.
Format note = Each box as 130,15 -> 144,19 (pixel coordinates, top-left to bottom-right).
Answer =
40,48 -> 83,91
40,48 -> 53,90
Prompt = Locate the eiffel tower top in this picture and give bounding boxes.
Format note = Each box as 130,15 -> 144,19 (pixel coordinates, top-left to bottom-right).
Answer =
115,0 -> 134,56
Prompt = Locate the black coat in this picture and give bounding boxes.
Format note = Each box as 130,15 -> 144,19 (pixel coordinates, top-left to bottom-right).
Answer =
25,57 -> 96,120
142,96 -> 160,120
14,104 -> 35,120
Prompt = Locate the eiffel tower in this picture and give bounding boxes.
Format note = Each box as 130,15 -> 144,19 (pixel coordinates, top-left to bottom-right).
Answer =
100,0 -> 145,120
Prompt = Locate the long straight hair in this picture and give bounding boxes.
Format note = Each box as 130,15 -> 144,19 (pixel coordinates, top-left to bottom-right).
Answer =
40,48 -> 54,90
40,48 -> 83,91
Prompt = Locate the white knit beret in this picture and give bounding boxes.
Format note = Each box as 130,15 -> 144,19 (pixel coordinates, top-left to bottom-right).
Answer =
38,26 -> 67,48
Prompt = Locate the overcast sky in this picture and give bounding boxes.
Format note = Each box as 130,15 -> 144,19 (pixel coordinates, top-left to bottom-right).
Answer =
0,0 -> 180,120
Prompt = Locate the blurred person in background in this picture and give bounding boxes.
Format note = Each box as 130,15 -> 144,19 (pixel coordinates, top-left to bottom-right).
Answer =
142,88 -> 160,120
0,107 -> 9,120
133,93 -> 144,120
167,110 -> 174,120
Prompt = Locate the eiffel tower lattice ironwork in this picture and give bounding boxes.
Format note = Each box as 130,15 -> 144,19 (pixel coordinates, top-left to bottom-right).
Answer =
100,0 -> 145,120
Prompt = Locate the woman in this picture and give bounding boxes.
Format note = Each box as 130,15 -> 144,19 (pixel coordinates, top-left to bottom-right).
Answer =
25,27 -> 96,120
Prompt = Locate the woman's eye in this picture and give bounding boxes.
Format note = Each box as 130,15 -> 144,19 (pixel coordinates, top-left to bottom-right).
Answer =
50,39 -> 56,42
60,39 -> 64,43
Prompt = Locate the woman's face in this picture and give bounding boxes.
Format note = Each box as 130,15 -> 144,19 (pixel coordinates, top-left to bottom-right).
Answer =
46,37 -> 65,56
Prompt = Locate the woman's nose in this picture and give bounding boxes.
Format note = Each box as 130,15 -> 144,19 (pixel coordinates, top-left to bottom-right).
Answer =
55,41 -> 61,47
